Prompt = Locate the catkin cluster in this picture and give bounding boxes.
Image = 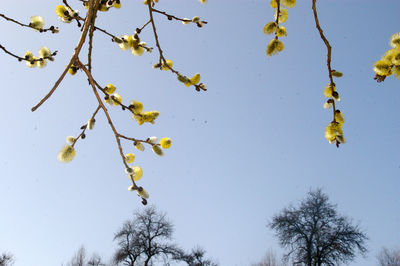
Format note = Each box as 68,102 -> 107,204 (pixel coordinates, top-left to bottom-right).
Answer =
373,33 -> 400,82
323,70 -> 345,147
263,0 -> 296,56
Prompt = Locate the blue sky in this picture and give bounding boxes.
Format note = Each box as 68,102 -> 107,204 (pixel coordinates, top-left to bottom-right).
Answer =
0,0 -> 399,265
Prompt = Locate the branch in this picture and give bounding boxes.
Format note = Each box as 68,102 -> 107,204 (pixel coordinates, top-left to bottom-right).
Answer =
75,58 -> 139,190
31,0 -> 98,112
71,105 -> 101,147
0,44 -> 57,63
147,2 -> 206,92
151,8 -> 207,27
274,0 -> 281,40
311,0 -> 334,86
88,0 -> 100,73
0,13 -> 58,33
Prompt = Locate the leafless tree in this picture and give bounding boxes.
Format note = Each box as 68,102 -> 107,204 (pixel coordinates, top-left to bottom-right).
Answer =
173,246 -> 218,266
0,252 -> 14,266
251,249 -> 286,266
113,206 -> 183,266
270,189 -> 368,266
377,247 -> 400,266
65,246 -> 106,266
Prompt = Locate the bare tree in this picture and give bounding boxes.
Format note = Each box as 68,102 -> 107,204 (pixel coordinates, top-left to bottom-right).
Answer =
270,189 -> 368,266
173,246 -> 218,266
65,246 -> 106,266
0,252 -> 14,266
377,247 -> 400,266
113,206 -> 183,266
251,249 -> 286,266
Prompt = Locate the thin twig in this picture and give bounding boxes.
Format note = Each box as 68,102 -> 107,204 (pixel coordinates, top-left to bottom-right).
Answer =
274,0 -> 281,40
0,44 -> 57,62
76,58 -> 138,189
72,105 -> 101,147
0,13 -> 58,33
147,1 -> 166,66
88,0 -> 100,73
312,0 -> 334,86
147,3 -> 206,92
152,8 -> 207,26
139,20 -> 151,31
31,0 -> 98,112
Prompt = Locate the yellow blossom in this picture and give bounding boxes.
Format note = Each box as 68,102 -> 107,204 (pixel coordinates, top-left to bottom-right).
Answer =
276,26 -> 287,37
111,93 -> 122,106
391,48 -> 400,65
199,0 -> 208,3
282,0 -> 296,8
131,166 -> 143,181
323,84 -> 336,98
55,5 -> 67,18
29,16 -> 44,30
394,65 -> 400,79
36,59 -> 47,68
334,110 -> 345,125
57,145 -> 76,163
24,51 -> 36,68
135,142 -> 145,151
88,118 -> 95,130
105,84 -> 116,95
161,59 -> 173,71
114,1 -> 121,8
152,145 -> 164,156
118,35 -> 131,50
390,32 -> 400,48
125,153 -> 135,164
373,59 -> 392,76
266,39 -> 284,56
325,122 -> 343,144
130,100 -> 143,114
160,138 -> 172,149
331,70 -> 343,77
274,8 -> 289,23
190,73 -> 201,85
270,0 -> 278,8
263,22 -> 277,35
137,188 -> 149,199
68,64 -> 78,75
66,136 -> 75,144
132,46 -> 144,56
39,47 -> 52,60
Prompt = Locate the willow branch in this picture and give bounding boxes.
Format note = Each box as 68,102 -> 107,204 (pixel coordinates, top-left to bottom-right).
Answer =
152,8 -> 207,26
0,44 -> 57,62
0,13 -> 58,33
75,59 -> 131,171
312,0 -> 334,86
147,1 -> 166,66
31,0 -> 98,112
274,0 -> 281,40
88,0 -> 100,73
71,105 -> 101,147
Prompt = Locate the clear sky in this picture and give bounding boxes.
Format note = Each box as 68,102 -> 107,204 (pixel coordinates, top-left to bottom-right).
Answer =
0,0 -> 399,265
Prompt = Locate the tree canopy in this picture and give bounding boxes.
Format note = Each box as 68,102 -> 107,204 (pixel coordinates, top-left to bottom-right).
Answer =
270,189 -> 368,266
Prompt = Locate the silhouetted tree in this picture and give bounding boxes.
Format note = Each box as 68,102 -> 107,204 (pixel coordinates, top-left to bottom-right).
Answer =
113,206 -> 183,266
377,247 -> 400,266
173,246 -> 218,266
66,246 -> 106,266
270,189 -> 368,266
0,252 -> 14,266
251,249 -> 286,266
